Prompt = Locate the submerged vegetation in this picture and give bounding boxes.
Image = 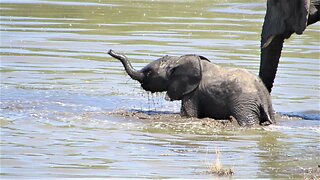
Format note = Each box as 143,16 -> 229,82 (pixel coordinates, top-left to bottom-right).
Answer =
206,148 -> 234,176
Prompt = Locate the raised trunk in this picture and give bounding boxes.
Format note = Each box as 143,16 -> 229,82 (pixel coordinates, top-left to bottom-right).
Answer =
108,49 -> 144,83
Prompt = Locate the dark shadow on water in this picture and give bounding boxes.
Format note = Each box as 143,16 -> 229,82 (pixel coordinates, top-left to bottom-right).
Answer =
282,110 -> 320,120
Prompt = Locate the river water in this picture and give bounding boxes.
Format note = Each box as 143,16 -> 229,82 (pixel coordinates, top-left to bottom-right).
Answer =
1,0 -> 319,178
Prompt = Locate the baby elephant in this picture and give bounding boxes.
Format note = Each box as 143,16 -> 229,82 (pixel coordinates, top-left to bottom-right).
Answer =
108,49 -> 275,126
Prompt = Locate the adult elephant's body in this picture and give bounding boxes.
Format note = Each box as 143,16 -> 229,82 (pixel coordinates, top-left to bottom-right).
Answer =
259,0 -> 319,92
108,50 -> 275,127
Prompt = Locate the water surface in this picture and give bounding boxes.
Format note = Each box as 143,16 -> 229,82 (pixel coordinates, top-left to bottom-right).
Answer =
1,0 -> 319,178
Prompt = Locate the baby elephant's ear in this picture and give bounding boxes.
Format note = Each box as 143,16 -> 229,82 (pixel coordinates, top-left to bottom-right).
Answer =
167,55 -> 202,100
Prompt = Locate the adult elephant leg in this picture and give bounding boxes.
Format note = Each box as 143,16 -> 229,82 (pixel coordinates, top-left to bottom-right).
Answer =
259,35 -> 285,93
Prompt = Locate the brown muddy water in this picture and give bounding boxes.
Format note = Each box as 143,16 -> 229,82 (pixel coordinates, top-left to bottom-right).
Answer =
1,0 -> 319,179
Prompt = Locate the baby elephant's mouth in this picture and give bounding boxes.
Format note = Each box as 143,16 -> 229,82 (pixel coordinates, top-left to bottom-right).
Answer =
141,84 -> 156,93
141,82 -> 167,94
141,83 -> 151,92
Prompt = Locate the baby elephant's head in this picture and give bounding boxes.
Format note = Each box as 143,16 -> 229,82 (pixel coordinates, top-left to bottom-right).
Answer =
108,49 -> 208,100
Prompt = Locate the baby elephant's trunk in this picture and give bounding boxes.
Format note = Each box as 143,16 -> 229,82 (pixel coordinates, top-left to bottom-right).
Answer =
108,49 -> 144,83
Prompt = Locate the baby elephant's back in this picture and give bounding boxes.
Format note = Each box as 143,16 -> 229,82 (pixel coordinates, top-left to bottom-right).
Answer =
201,63 -> 268,97
226,68 -> 264,93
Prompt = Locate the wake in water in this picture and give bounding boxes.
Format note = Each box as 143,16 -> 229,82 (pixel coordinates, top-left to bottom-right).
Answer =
109,108 -> 320,134
109,109 -> 242,134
